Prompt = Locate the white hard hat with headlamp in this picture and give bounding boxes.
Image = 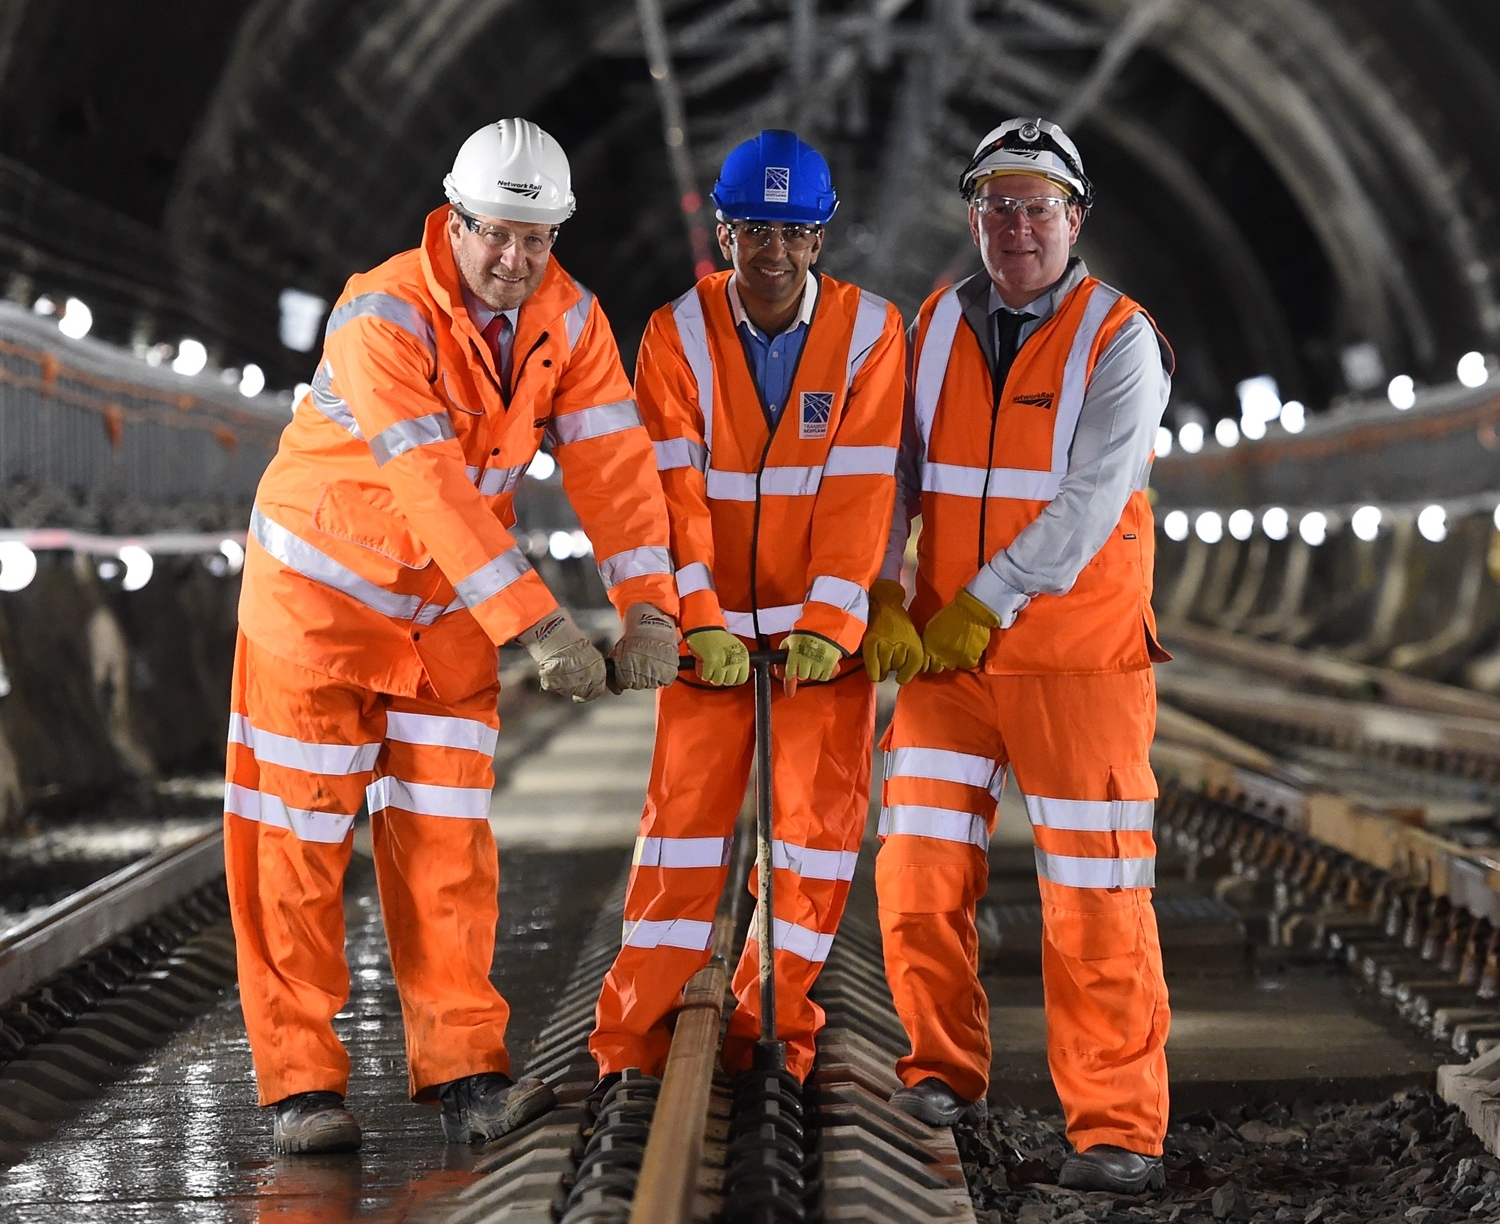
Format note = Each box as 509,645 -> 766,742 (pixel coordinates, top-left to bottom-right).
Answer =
444,118 -> 576,226
959,117 -> 1094,212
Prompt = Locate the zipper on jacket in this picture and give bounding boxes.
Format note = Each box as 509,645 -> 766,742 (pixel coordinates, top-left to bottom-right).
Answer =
977,360 -> 1004,569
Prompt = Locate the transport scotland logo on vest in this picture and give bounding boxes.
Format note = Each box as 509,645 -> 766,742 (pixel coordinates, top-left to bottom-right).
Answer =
799,391 -> 834,439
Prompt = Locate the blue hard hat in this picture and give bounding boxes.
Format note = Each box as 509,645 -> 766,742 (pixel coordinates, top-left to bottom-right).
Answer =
711,130 -> 838,225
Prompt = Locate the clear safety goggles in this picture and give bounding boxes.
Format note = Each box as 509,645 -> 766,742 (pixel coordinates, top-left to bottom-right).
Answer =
454,206 -> 558,255
727,221 -> 823,252
970,194 -> 1074,224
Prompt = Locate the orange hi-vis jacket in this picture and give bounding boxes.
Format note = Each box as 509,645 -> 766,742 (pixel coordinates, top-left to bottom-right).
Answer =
239,206 -> 677,700
638,271 -> 905,656
908,274 -> 1161,674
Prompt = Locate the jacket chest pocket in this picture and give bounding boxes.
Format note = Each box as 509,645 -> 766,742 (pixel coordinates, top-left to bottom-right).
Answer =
311,483 -> 432,569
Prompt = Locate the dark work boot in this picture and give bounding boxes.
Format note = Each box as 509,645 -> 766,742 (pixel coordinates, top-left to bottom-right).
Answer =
888,1077 -> 988,1126
437,1072 -> 555,1144
272,1090 -> 362,1155
1059,1144 -> 1166,1193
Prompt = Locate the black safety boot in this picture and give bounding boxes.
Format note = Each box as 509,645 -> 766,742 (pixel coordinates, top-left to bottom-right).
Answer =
272,1090 -> 362,1155
586,1070 -> 624,1111
888,1077 -> 988,1127
1058,1144 -> 1166,1193
438,1072 -> 555,1144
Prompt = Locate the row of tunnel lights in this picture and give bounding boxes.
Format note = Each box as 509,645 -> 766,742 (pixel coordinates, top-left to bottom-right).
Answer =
1160,502 -> 1500,548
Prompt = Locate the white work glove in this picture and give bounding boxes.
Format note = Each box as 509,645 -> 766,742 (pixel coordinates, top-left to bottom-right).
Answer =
517,608 -> 607,703
608,604 -> 679,692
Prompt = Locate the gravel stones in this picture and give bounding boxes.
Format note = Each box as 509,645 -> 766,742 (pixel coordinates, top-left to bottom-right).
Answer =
958,1089 -> 1491,1224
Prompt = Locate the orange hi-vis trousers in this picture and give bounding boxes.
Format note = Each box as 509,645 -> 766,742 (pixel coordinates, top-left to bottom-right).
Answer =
591,673 -> 875,1082
875,667 -> 1170,1155
224,631 -> 510,1106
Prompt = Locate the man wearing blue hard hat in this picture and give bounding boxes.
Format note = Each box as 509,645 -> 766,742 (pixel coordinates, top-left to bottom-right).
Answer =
591,130 -> 906,1085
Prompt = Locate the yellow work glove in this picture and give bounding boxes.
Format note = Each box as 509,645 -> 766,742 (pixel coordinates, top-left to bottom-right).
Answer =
783,632 -> 842,687
921,588 -> 1000,673
685,627 -> 750,686
861,579 -> 924,684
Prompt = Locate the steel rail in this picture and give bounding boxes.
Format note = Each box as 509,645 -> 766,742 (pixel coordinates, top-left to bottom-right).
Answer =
0,824 -> 225,1009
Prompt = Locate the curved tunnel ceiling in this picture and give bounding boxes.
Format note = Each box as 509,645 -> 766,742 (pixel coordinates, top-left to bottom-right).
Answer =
2,0 -> 1499,423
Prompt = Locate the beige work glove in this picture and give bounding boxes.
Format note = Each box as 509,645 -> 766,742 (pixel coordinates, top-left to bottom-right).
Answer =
517,607 -> 607,702
608,604 -> 679,691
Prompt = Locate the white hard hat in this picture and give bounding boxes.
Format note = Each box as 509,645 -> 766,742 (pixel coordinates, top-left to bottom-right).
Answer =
959,117 -> 1093,209
443,118 -> 576,226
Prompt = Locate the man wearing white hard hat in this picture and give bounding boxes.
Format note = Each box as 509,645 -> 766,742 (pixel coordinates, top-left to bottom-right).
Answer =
228,118 -> 679,1153
862,117 -> 1175,1193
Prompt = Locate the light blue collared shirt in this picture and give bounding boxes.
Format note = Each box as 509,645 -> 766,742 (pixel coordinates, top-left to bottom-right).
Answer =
727,273 -> 819,425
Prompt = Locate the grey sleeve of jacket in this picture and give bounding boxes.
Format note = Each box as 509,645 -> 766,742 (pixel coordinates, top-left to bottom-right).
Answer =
965,311 -> 1170,626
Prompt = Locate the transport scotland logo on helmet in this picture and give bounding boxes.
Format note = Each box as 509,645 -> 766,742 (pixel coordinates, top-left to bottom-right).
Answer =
764,166 -> 790,203
799,391 -> 833,439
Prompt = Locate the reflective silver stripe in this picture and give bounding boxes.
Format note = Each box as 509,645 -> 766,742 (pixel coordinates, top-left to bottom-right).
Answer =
654,437 -> 707,472
367,412 -> 456,466
885,746 -> 1001,795
454,546 -> 532,608
1025,795 -> 1154,833
621,917 -> 715,951
384,711 -> 499,756
565,281 -> 595,351
414,596 -> 466,625
1034,847 -> 1155,890
724,603 -> 802,637
771,839 -> 858,882
878,803 -> 989,849
676,562 -> 715,597
921,463 -> 1063,501
470,464 -> 528,496
547,399 -> 643,447
706,466 -> 823,501
310,360 -> 362,438
672,287 -> 716,452
846,289 -> 891,385
251,507 -> 425,621
745,911 -> 834,963
326,292 -> 435,357
598,545 -> 673,588
366,775 -> 491,820
911,288 -> 963,456
806,575 -> 868,624
633,835 -> 732,869
1053,283 -> 1121,473
227,714 -> 379,775
225,783 -> 354,844
824,445 -> 897,477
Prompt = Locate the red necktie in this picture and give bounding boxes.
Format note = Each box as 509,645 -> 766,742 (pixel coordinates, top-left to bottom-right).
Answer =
481,313 -> 511,399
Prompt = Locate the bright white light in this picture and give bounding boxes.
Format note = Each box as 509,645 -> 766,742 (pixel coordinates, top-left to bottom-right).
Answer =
1351,505 -> 1382,542
1298,511 -> 1328,546
1194,511 -> 1224,544
1458,351 -> 1489,389
1154,426 -> 1173,458
548,531 -> 572,560
1214,418 -> 1240,448
1163,510 -> 1190,542
569,530 -> 593,558
279,289 -> 328,353
1494,504 -> 1500,532
0,542 -> 38,592
1236,375 -> 1282,425
239,364 -> 265,398
172,338 -> 208,376
1417,504 -> 1448,542
57,297 -> 92,339
527,451 -> 557,480
219,538 -> 245,574
1228,509 -> 1255,540
118,545 -> 154,591
1280,400 -> 1306,433
31,296 -> 56,317
1178,422 -> 1204,454
1387,374 -> 1416,410
1263,507 -> 1290,541
292,382 -> 312,406
97,559 -> 121,580
1241,415 -> 1267,441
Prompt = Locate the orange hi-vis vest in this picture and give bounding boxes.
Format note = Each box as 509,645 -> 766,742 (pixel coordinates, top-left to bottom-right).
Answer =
638,271 -> 905,656
910,274 -> 1160,674
239,206 -> 676,700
